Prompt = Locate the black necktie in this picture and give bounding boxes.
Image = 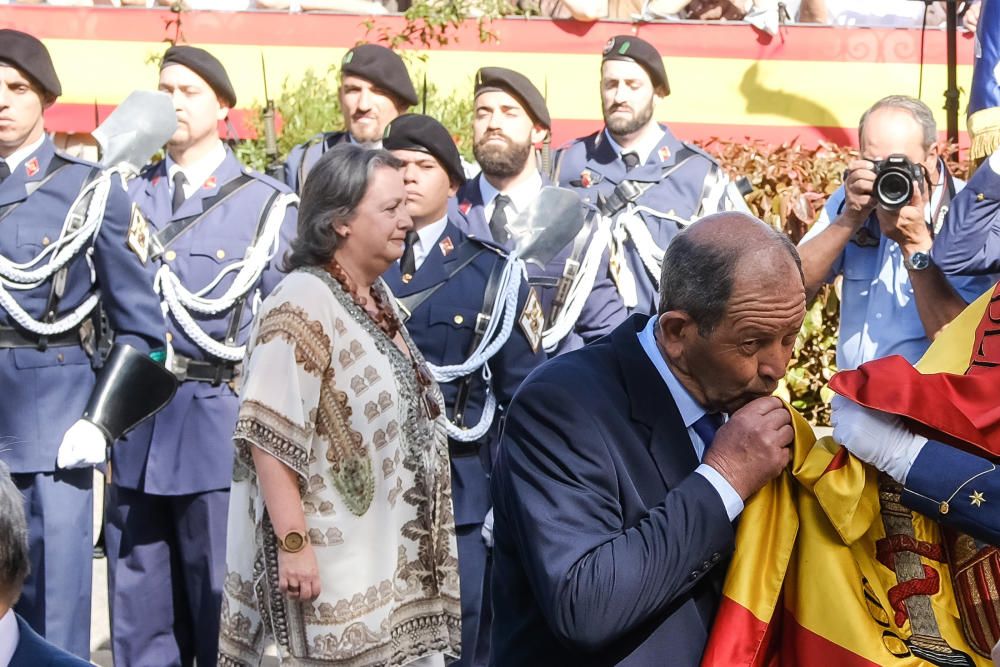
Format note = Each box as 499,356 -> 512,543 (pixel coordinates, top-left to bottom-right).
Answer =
622,152 -> 641,172
171,171 -> 188,213
400,229 -> 419,276
490,194 -> 512,244
0,159 -> 10,184
692,412 -> 724,452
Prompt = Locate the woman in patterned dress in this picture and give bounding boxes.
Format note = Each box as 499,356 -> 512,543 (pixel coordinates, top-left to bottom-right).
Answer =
218,144 -> 461,666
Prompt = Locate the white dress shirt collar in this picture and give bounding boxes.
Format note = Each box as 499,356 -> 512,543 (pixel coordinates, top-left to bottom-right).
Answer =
1,134 -> 46,175
412,216 -> 449,271
166,141 -> 227,199
0,608 -> 19,667
637,315 -> 707,429
479,170 -> 544,222
604,124 -> 666,168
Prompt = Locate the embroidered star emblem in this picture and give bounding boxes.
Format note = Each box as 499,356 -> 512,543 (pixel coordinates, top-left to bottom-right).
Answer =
969,490 -> 985,507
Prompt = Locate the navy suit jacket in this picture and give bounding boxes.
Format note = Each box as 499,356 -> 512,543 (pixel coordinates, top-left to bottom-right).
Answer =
490,314 -> 735,666
10,613 -> 90,666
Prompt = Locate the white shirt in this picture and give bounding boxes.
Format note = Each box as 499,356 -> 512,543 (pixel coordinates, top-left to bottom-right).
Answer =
604,125 -> 667,167
480,170 -> 543,224
411,216 -> 448,271
1,134 -> 46,175
0,608 -> 19,667
637,315 -> 744,521
166,141 -> 227,200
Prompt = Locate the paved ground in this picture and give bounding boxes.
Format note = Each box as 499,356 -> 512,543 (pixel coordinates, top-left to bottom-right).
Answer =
88,473 -> 278,666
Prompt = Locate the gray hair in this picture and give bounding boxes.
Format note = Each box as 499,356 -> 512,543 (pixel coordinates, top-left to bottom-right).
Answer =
858,95 -> 937,151
0,460 -> 28,604
284,144 -> 404,271
657,222 -> 801,336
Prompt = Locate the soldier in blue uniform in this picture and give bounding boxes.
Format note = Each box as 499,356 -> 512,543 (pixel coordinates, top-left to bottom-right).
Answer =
0,30 -> 172,659
452,67 -> 626,356
104,46 -> 298,667
381,113 -> 546,667
282,44 -> 417,192
553,36 -> 749,315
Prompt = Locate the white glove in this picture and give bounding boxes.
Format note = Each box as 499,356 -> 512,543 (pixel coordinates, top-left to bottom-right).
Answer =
830,395 -> 927,484
56,420 -> 108,469
481,507 -> 495,549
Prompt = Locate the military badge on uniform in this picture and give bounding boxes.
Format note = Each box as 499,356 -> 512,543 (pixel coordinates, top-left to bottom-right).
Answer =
25,158 -> 39,177
580,170 -> 594,188
658,146 -> 671,162
459,200 -> 471,216
439,236 -> 454,256
203,176 -> 217,190
519,288 -> 545,353
126,203 -> 151,264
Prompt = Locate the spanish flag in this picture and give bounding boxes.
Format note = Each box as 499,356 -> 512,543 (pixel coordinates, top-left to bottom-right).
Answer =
702,285 -> 1000,667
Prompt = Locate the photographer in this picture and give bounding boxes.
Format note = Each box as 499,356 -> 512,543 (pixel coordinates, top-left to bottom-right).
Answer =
798,95 -> 996,372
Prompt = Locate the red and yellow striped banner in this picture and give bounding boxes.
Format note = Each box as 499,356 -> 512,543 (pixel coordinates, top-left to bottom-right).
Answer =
0,6 -> 976,147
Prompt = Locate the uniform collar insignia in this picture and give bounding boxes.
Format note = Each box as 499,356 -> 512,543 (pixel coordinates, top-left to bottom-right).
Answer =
658,146 -> 671,162
439,236 -> 454,256
24,157 -> 39,178
459,199 -> 471,216
203,176 -> 217,190
580,169 -> 593,188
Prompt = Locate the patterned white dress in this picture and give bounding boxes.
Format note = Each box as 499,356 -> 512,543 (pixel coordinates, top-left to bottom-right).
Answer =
218,267 -> 461,666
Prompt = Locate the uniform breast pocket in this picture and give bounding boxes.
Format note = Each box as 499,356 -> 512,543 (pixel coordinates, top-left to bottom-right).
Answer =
842,244 -> 881,282
184,236 -> 242,294
427,304 -> 480,366
16,222 -> 64,258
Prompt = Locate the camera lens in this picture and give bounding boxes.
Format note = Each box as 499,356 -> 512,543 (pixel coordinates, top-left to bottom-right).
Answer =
875,170 -> 912,210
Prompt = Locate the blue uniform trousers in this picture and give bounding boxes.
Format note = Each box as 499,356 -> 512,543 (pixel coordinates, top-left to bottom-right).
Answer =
12,469 -> 93,660
105,484 -> 229,667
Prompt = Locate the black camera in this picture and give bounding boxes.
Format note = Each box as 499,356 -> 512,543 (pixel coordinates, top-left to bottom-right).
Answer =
872,154 -> 925,210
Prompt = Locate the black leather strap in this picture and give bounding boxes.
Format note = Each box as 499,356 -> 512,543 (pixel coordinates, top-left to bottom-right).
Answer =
0,325 -> 79,348
152,174 -> 255,256
40,166 -> 102,351
451,253 -> 508,430
169,353 -> 239,383
212,190 -> 280,385
394,242 -> 486,322
598,147 -> 700,218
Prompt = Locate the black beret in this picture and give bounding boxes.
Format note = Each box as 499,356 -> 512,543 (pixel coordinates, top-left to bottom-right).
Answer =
602,35 -> 670,97
341,44 -> 417,108
383,114 -> 465,185
161,45 -> 237,108
474,67 -> 550,130
0,30 -> 61,98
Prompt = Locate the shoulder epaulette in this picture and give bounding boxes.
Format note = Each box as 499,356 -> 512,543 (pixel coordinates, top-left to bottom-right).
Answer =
238,166 -> 295,195
679,141 -> 721,166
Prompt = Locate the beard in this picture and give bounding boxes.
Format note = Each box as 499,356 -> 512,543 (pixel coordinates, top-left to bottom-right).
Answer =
473,132 -> 532,180
603,98 -> 655,138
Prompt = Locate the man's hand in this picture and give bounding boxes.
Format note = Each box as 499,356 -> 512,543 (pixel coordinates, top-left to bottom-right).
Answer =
56,419 -> 108,469
875,180 -> 932,258
840,160 -> 878,226
830,395 -> 927,483
703,396 -> 793,500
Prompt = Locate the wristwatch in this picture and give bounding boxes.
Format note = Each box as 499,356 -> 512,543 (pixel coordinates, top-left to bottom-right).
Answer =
277,529 -> 307,553
904,250 -> 932,271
